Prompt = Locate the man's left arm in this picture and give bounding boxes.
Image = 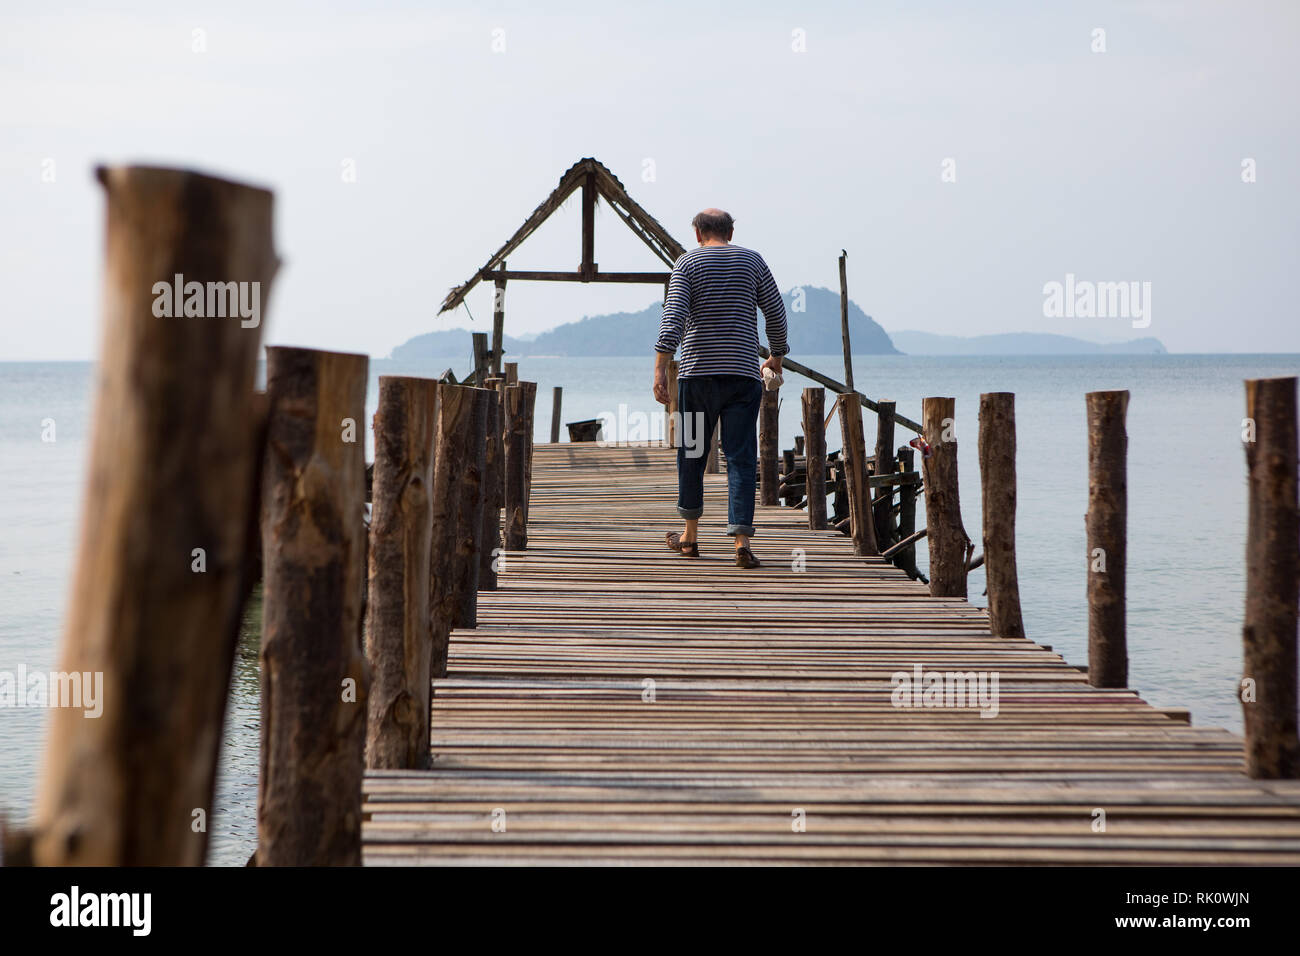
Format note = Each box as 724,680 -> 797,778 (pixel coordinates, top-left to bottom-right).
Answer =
757,258 -> 788,373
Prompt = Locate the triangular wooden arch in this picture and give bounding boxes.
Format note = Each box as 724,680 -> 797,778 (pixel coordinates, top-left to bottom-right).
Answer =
438,157 -> 687,315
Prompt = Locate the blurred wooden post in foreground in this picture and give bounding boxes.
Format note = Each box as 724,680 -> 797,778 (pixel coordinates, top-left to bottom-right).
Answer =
258,346 -> 370,866
978,392 -> 1026,640
30,165 -> 275,866
759,388 -> 779,506
1241,377 -> 1299,778
802,387 -> 828,530
366,376 -> 439,770
1085,390 -> 1129,688
922,397 -> 969,597
837,392 -> 878,556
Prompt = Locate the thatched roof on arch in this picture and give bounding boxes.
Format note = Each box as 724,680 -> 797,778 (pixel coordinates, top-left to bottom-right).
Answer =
437,157 -> 688,314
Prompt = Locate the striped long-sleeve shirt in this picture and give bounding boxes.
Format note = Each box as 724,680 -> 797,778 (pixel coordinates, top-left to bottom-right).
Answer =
654,244 -> 789,379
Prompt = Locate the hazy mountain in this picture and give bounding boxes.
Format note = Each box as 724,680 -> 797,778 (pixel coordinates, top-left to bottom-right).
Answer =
390,285 -> 899,359
890,331 -> 1168,356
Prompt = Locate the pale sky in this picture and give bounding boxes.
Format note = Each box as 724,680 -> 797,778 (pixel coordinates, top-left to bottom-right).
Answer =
2,0 -> 1297,360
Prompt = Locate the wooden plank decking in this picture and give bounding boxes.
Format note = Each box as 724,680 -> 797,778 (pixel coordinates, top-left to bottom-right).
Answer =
363,442 -> 1300,865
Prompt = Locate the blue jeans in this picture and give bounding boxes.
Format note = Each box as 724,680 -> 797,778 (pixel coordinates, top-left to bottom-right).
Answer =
676,374 -> 762,537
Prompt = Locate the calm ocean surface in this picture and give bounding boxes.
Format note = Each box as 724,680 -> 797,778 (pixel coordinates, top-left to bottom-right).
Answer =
2,352 -> 1297,865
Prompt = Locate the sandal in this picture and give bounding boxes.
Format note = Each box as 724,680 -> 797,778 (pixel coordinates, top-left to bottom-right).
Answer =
666,531 -> 700,558
735,547 -> 762,569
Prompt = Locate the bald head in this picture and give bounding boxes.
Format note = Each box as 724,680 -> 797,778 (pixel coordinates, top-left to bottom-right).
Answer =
691,208 -> 734,242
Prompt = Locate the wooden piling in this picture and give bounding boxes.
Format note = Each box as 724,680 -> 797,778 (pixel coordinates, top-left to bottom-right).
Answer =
365,376 -> 439,770
1242,376 -> 1299,778
759,387 -> 779,506
873,400 -> 897,547
550,386 -> 563,443
429,384 -> 490,677
837,392 -> 878,556
258,346 -> 370,866
504,381 -> 537,550
1085,390 -> 1129,688
838,250 -> 854,392
479,382 -> 504,591
802,388 -> 828,530
491,271 -> 506,376
472,331 -> 488,382
978,392 -> 1026,639
30,165 -> 276,866
922,397 -> 970,598
522,381 -> 537,513
505,362 -> 519,386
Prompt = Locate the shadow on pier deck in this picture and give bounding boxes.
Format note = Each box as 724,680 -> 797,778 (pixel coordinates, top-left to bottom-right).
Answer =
363,443 -> 1300,865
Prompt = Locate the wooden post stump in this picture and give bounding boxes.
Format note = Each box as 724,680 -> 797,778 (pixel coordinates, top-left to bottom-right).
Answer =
504,382 -> 537,551
873,400 -> 897,548
1241,376 -> 1299,778
471,332 -> 488,383
521,381 -> 537,513
759,387 -> 780,506
491,272 -> 506,377
837,392 -> 878,555
1085,390 -> 1129,688
802,388 -> 828,530
922,397 -> 970,597
894,445 -> 922,580
366,375 -> 439,770
978,392 -> 1026,639
550,386 -> 563,443
479,382 -> 504,591
504,362 -> 519,386
30,165 -> 276,866
258,346 -> 370,866
429,384 -> 490,679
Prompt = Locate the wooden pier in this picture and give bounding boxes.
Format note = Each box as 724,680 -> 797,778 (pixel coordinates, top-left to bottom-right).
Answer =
362,442 -> 1300,865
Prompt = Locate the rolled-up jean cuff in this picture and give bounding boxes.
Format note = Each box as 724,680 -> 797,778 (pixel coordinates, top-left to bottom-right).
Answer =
677,505 -> 704,520
726,524 -> 755,537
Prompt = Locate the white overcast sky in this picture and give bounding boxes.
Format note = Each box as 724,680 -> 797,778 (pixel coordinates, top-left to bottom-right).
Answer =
2,0 -> 1297,360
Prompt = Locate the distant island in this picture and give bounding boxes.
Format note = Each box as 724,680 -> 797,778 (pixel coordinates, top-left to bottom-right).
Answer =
889,331 -> 1167,356
390,286 -> 1166,361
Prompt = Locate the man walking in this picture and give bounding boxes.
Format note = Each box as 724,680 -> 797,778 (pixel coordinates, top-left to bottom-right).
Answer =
652,208 -> 789,568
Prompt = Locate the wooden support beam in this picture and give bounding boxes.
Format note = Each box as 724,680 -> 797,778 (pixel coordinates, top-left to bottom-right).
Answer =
1242,376 -> 1299,778
837,392 -> 878,556
366,376 -> 439,770
480,269 -> 671,284
802,388 -> 828,530
1086,390 -> 1129,688
550,386 -> 563,443
504,381 -> 537,550
978,392 -> 1027,640
759,387 -> 779,505
30,165 -> 275,866
258,346 -> 370,866
581,172 -> 596,280
922,397 -> 970,597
